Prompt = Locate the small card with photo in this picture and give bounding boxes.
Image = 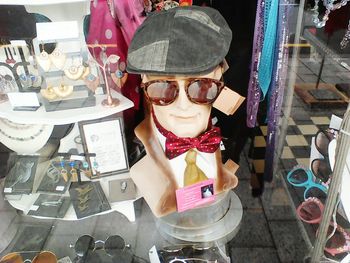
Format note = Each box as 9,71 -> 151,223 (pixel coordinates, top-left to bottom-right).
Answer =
69,181 -> 111,219
28,194 -> 71,218
175,179 -> 215,213
4,155 -> 39,195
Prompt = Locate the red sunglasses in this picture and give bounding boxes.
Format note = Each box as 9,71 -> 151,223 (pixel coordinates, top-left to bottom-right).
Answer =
140,78 -> 224,106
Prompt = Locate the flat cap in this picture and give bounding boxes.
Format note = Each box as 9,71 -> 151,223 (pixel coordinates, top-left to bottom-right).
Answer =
126,6 -> 232,76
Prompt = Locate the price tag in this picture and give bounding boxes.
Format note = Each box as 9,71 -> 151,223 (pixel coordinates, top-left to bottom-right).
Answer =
70,155 -> 84,161
30,205 -> 39,211
56,186 -> 65,191
4,188 -> 12,193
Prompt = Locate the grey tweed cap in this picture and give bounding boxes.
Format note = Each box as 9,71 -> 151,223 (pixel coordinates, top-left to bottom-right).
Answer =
126,6 -> 232,76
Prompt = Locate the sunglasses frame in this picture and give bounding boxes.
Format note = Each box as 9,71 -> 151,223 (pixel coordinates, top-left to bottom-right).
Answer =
0,251 -> 57,263
310,158 -> 332,186
323,223 -> 350,256
315,129 -> 338,157
141,78 -> 225,106
296,197 -> 324,224
287,165 -> 328,200
74,234 -> 128,258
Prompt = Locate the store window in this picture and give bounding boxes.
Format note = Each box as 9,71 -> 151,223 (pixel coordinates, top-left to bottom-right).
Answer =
0,1 -> 349,263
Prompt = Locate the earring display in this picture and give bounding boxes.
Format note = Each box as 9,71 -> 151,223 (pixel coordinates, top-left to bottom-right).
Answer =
36,48 -> 51,72
64,57 -> 84,80
49,48 -> 66,70
40,85 -> 58,100
36,159 -> 72,194
69,181 -> 111,219
52,84 -> 74,98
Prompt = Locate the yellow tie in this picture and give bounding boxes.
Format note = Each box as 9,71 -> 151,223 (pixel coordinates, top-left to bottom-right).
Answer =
183,149 -> 208,186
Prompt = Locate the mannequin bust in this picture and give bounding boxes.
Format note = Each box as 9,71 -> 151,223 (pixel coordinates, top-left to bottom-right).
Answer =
127,6 -> 239,217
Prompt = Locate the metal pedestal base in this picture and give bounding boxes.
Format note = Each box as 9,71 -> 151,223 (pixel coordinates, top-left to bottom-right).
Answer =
155,191 -> 243,245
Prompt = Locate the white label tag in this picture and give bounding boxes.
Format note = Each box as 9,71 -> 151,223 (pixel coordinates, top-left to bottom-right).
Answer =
220,141 -> 225,150
36,21 -> 79,41
148,246 -> 161,263
70,155 -> 84,161
56,186 -> 65,191
95,87 -> 104,95
10,40 -> 27,47
7,92 -> 40,107
4,188 -> 12,193
30,205 -> 39,211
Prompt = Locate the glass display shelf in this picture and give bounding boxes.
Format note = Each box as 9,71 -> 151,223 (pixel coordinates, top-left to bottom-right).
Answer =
0,90 -> 134,125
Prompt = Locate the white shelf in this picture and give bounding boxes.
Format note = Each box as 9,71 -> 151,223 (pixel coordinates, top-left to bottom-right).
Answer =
0,90 -> 134,125
0,0 -> 88,5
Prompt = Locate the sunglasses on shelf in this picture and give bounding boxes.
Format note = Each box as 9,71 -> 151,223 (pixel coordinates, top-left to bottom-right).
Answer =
141,78 -> 224,106
296,197 -> 324,224
0,251 -> 57,263
310,158 -> 333,185
73,234 -> 130,259
315,129 -> 338,158
323,223 -> 350,257
169,258 -> 218,263
287,166 -> 328,201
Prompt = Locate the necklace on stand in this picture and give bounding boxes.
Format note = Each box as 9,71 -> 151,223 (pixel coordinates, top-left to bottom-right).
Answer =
312,0 -> 350,28
340,19 -> 350,49
0,118 -> 35,130
0,122 -> 46,141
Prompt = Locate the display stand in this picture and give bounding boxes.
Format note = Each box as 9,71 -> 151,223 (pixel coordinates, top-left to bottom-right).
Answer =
5,124 -> 139,222
310,104 -> 350,263
156,190 -> 243,245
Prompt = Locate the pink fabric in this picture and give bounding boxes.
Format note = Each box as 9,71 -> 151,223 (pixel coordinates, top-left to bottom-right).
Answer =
87,0 -> 146,117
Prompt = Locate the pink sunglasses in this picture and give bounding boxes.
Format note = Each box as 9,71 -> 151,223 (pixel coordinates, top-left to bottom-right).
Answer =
297,198 -> 350,256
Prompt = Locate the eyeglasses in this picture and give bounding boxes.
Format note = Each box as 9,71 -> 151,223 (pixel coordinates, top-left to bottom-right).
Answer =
158,244 -> 224,263
315,129 -> 337,157
0,251 -> 57,263
296,197 -> 324,224
73,234 -> 130,258
169,258 -> 218,263
324,223 -> 350,256
141,78 -> 224,106
287,166 -> 328,201
310,158 -> 332,185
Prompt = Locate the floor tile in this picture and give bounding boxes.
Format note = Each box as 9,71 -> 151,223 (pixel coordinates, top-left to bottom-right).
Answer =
281,147 -> 294,159
310,116 -> 330,125
296,158 -> 310,167
229,209 -> 274,248
290,146 -> 310,158
297,125 -> 319,135
230,247 -> 280,263
285,135 -> 308,146
234,180 -> 262,209
261,186 -> 296,221
254,136 -> 266,147
269,220 -> 309,263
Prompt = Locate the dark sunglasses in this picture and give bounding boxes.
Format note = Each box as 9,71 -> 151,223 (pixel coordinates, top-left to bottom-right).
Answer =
310,158 -> 333,185
73,234 -> 130,258
141,78 -> 224,106
315,129 -> 338,157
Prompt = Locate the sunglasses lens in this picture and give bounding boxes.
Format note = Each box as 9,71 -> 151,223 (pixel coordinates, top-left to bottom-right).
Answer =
315,131 -> 330,156
0,253 -> 23,263
188,79 -> 220,104
146,82 -> 177,105
75,235 -> 95,257
104,235 -> 125,256
311,159 -> 332,183
305,187 -> 327,203
298,201 -> 322,223
326,226 -> 346,249
289,169 -> 309,185
32,251 -> 57,263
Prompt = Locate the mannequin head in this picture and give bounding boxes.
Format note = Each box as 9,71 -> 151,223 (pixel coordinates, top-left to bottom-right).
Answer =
142,65 -> 223,138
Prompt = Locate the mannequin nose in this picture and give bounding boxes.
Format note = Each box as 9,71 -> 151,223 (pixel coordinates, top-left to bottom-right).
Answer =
174,81 -> 192,110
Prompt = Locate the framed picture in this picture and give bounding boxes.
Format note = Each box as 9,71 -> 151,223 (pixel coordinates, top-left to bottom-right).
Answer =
78,116 -> 129,178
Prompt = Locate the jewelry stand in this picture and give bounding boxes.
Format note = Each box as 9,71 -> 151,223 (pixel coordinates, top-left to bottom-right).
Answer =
155,190 -> 243,246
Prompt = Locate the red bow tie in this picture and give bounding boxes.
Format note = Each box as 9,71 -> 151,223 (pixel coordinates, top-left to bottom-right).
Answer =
152,109 -> 222,159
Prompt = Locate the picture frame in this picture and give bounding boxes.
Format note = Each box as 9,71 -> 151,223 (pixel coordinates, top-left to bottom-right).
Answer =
78,116 -> 129,178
